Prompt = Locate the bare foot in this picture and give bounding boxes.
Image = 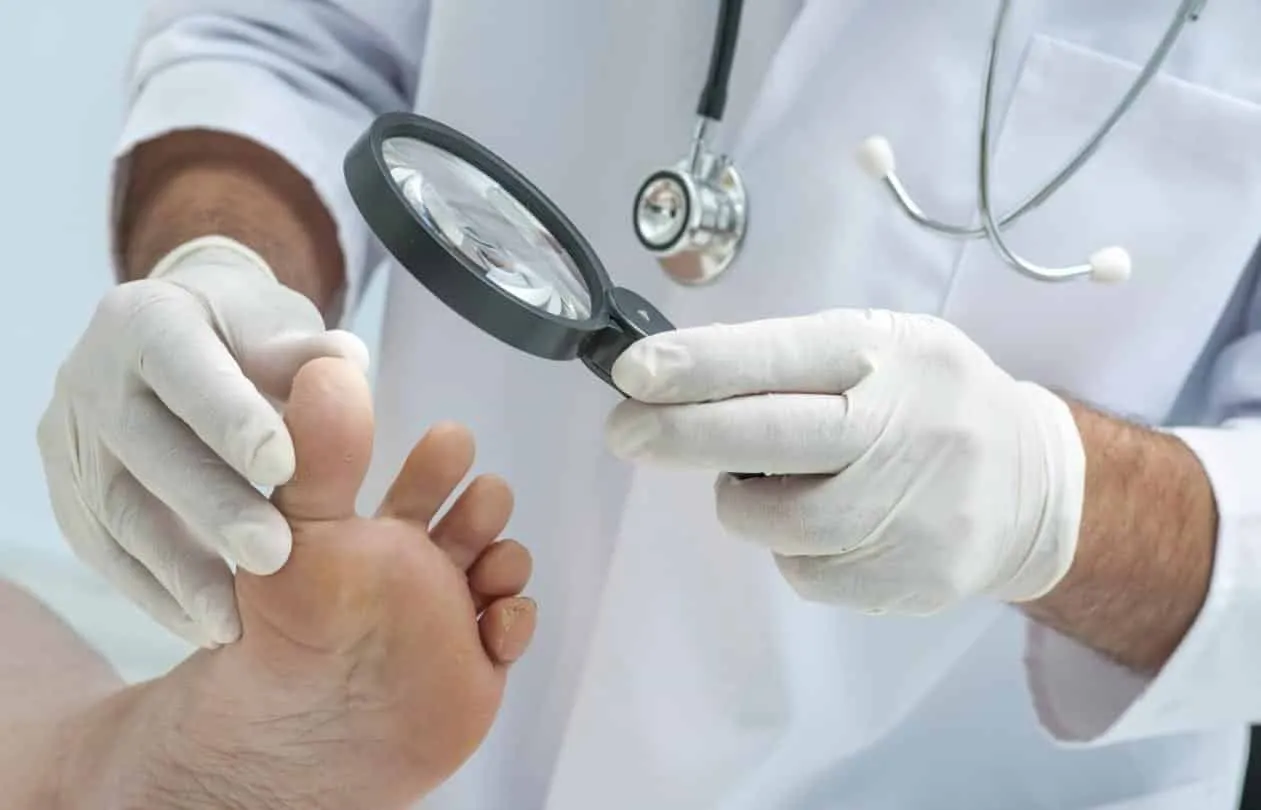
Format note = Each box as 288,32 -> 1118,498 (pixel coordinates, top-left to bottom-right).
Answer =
68,357 -> 537,809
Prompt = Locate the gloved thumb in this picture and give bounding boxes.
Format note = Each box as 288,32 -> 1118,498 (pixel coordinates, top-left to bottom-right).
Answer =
242,329 -> 371,403
272,356 -> 374,524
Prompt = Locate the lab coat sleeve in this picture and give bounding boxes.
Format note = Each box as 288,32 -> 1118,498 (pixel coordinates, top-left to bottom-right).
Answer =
111,1 -> 431,321
1024,277 -> 1261,745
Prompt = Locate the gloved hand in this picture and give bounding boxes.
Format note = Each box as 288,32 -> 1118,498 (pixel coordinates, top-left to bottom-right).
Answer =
604,308 -> 1087,615
38,236 -> 369,647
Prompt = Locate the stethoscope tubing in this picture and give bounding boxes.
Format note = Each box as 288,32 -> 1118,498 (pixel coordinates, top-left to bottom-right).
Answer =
644,0 -> 1207,285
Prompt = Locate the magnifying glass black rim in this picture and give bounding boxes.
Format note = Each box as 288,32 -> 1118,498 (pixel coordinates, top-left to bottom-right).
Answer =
345,112 -> 613,361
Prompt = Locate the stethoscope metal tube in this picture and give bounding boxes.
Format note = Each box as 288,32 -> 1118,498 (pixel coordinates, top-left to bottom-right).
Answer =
858,0 -> 1207,284
638,0 -> 1209,287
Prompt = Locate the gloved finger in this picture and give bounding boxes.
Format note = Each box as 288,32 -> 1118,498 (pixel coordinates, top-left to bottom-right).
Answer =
773,552 -> 956,616
132,291 -> 296,487
713,472 -> 876,556
86,544 -> 215,647
605,393 -> 871,474
611,308 -> 898,404
46,482 -> 211,647
241,329 -> 371,403
103,393 -> 293,576
100,469 -> 242,645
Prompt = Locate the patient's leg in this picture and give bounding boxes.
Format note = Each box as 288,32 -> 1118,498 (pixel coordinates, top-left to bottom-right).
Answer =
0,578 -> 125,805
0,578 -> 122,712
3,356 -> 536,809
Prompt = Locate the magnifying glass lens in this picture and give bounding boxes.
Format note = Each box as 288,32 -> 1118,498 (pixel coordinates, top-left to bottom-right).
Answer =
382,136 -> 593,320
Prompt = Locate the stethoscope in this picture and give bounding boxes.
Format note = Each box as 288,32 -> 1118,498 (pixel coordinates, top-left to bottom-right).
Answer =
631,0 -> 1209,287
341,0 -> 1210,412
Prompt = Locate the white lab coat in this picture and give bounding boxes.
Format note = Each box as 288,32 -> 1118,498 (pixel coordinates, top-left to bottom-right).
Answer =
107,0 -> 1261,807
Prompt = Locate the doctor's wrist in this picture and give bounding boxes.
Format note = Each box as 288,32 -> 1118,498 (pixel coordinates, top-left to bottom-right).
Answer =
1020,401 -> 1217,673
116,129 -> 345,319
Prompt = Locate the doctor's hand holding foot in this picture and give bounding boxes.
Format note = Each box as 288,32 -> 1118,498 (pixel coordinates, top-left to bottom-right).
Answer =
8,356 -> 536,809
606,308 -> 1218,674
38,233 -> 369,649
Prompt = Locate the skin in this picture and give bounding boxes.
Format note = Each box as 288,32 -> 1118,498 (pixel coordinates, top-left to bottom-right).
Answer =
118,129 -> 345,315
1022,402 -> 1217,674
120,131 -> 1216,675
7,357 -> 537,809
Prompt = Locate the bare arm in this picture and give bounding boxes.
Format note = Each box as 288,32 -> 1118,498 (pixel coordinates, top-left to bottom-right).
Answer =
113,1 -> 433,315
117,130 -> 344,316
1021,402 -> 1218,675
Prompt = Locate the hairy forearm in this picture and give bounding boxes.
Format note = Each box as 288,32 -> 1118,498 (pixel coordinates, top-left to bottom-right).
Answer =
116,129 -> 344,317
1022,402 -> 1218,674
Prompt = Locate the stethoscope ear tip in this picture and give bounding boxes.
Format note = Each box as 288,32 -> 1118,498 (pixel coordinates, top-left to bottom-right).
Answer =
856,136 -> 896,180
1088,246 -> 1132,283
852,132 -> 1132,286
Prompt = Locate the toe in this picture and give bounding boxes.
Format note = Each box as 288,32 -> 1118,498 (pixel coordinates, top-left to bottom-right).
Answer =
429,475 -> 514,571
377,421 -> 476,527
478,597 -> 537,666
469,540 -> 532,611
273,357 -> 374,524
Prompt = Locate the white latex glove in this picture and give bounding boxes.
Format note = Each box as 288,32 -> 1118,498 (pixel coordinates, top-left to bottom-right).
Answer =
38,236 -> 369,647
605,309 -> 1087,615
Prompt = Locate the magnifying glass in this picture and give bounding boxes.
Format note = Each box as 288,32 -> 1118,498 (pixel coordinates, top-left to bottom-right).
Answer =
344,112 -> 764,479
343,112 -> 676,392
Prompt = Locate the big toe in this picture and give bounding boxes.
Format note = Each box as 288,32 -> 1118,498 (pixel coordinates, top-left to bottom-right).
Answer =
273,356 -> 374,523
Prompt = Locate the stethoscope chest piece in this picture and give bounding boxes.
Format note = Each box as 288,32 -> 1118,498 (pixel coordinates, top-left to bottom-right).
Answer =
633,150 -> 748,285
633,0 -> 750,286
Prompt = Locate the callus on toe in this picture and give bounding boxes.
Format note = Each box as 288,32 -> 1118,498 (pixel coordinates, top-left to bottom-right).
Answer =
481,597 -> 537,665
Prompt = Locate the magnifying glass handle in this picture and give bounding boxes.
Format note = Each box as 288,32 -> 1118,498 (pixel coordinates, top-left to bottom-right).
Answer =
583,287 -> 674,388
585,288 -> 768,480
